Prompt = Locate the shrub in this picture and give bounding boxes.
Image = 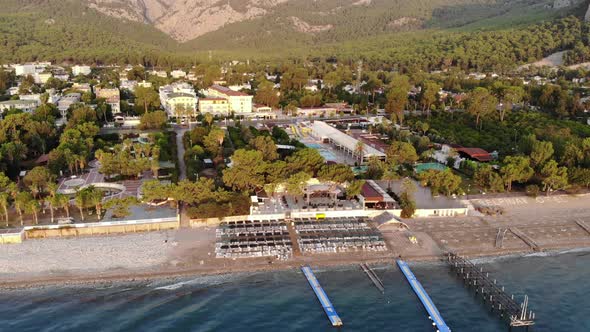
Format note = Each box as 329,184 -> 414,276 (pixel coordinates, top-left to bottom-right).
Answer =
525,184 -> 540,197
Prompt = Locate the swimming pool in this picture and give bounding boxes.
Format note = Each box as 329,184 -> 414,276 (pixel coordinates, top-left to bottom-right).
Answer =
305,143 -> 337,162
415,162 -> 448,174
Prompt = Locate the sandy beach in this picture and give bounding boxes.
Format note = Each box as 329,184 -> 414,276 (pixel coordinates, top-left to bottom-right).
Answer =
2,193 -> 590,289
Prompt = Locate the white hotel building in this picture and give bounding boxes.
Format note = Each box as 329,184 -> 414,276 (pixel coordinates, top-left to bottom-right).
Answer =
159,83 -> 198,117
206,85 -> 253,114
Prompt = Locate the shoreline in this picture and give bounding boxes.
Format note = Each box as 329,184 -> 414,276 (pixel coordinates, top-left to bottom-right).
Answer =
3,194 -> 590,291
1,244 -> 588,291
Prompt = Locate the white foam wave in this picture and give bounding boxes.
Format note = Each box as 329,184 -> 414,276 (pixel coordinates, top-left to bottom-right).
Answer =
152,273 -> 251,290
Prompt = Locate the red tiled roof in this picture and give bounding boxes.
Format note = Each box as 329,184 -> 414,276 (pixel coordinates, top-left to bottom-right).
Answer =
455,147 -> 493,162
209,84 -> 249,97
361,183 -> 383,202
200,97 -> 227,101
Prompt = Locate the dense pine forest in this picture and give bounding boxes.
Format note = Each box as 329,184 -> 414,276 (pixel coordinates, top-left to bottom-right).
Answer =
0,0 -> 589,71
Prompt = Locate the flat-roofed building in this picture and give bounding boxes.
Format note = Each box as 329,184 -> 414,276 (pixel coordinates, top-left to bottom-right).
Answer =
0,99 -> 38,114
170,70 -> 186,79
310,120 -> 386,164
57,93 -> 82,115
159,83 -> 197,117
120,80 -> 138,92
71,83 -> 92,94
14,64 -> 36,76
34,72 -> 52,84
72,65 -> 91,76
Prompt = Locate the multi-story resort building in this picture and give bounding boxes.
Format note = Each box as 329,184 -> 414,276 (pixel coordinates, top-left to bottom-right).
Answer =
159,82 -> 198,117
206,84 -> 253,114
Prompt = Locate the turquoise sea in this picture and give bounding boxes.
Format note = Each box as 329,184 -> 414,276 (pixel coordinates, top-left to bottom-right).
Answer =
1,250 -> 589,331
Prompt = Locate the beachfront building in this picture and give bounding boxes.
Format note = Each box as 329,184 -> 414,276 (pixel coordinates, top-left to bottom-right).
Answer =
206,84 -> 253,114
0,99 -> 38,115
359,180 -> 397,210
198,98 -> 229,116
159,83 -> 198,117
95,87 -> 121,113
72,65 -> 91,76
310,121 -> 386,164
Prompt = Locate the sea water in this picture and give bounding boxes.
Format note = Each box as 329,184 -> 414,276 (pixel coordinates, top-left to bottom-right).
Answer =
1,251 -> 589,332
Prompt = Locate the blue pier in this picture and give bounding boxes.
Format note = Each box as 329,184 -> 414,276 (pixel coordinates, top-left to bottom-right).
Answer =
397,260 -> 451,332
301,266 -> 343,327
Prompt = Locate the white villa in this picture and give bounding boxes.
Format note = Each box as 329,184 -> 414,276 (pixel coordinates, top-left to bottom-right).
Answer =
72,65 -> 91,76
95,87 -> 121,113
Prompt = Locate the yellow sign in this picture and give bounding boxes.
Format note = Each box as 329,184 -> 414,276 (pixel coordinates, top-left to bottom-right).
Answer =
315,213 -> 326,220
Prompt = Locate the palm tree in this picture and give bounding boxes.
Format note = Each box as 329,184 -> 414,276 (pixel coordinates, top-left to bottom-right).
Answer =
25,200 -> 40,225
46,182 -> 58,218
0,192 -> 10,227
355,141 -> 365,164
15,192 -> 32,226
56,193 -> 70,218
150,146 -> 160,178
382,166 -> 399,193
86,187 -> 104,220
74,189 -> 88,221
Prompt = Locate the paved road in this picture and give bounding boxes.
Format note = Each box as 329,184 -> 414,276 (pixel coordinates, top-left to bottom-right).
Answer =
174,126 -> 188,180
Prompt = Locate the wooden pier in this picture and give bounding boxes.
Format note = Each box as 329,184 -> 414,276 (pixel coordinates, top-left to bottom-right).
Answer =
447,253 -> 535,329
510,227 -> 541,251
495,228 -> 507,249
575,219 -> 590,236
360,263 -> 384,293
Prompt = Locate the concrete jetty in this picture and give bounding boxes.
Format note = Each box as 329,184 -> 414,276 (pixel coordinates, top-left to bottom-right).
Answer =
397,260 -> 451,332
301,265 -> 343,327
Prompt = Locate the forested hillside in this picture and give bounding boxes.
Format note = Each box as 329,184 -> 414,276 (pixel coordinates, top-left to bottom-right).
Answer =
183,0 -> 561,51
0,0 -> 589,71
0,0 -> 187,66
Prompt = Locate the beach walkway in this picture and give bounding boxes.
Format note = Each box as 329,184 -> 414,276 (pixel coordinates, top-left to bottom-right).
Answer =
286,220 -> 302,256
397,260 -> 451,332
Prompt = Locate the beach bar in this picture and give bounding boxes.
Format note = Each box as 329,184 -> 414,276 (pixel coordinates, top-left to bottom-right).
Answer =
397,260 -> 451,332
301,266 -> 343,327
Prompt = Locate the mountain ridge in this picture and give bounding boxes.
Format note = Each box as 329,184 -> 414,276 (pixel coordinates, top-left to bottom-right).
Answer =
84,0 -> 579,43
1,0 -> 589,67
